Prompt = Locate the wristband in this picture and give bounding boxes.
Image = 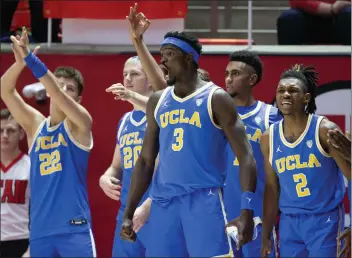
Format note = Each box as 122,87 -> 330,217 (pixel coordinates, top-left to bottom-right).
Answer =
24,52 -> 48,79
241,191 -> 255,211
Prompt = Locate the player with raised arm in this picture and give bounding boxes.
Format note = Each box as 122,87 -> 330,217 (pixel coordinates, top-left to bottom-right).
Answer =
119,28 -> 257,257
100,56 -> 154,257
1,28 -> 95,257
223,50 -> 281,257
260,64 -> 351,258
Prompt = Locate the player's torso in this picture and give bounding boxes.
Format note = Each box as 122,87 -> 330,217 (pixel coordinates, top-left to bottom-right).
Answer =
224,101 -> 271,218
1,153 -> 30,241
29,118 -> 92,239
270,114 -> 345,214
153,82 -> 227,198
118,111 -> 148,210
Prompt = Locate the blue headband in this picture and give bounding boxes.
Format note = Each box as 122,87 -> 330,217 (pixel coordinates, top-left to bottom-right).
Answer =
161,37 -> 200,64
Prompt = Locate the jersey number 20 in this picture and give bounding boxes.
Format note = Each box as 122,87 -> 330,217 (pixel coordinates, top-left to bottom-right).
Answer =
123,146 -> 142,169
293,173 -> 311,197
39,150 -> 62,176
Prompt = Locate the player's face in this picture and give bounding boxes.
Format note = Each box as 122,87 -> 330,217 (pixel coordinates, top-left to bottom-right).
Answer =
160,45 -> 189,86
123,62 -> 150,95
56,77 -> 81,103
276,77 -> 311,115
225,61 -> 256,98
0,119 -> 24,153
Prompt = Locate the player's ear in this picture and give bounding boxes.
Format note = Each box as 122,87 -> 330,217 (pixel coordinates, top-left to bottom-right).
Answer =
77,96 -> 82,104
303,92 -> 311,105
249,74 -> 258,87
19,128 -> 25,140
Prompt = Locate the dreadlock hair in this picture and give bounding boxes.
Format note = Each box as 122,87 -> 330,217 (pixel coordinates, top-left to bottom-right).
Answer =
280,64 -> 318,114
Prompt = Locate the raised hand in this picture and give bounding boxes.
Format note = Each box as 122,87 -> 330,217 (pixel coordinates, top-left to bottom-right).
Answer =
10,27 -> 40,64
106,83 -> 134,101
126,3 -> 151,40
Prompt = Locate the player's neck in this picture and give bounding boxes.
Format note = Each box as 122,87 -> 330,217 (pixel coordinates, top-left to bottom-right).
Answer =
174,72 -> 199,98
283,113 -> 310,135
49,104 -> 66,126
233,94 -> 256,107
1,148 -> 21,166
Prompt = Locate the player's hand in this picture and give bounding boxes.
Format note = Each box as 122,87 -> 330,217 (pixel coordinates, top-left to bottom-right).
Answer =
261,237 -> 272,258
106,83 -> 134,101
120,218 -> 137,242
126,3 -> 151,40
337,227 -> 351,258
332,1 -> 351,15
9,27 -> 34,59
11,35 -> 40,67
99,174 -> 121,201
327,129 -> 351,161
132,202 -> 151,233
226,210 -> 254,249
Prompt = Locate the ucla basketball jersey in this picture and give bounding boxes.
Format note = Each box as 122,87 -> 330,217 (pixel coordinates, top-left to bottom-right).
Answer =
224,101 -> 281,218
29,118 -> 92,240
151,82 -> 228,204
270,114 -> 345,214
117,110 -> 149,211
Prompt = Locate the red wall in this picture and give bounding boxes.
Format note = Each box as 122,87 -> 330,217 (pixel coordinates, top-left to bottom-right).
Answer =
1,52 -> 350,257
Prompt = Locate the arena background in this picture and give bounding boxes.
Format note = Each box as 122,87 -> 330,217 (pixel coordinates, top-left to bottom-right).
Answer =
0,47 -> 350,257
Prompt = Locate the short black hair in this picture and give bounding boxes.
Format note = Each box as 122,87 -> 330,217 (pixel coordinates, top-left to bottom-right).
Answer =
280,64 -> 319,114
229,50 -> 263,85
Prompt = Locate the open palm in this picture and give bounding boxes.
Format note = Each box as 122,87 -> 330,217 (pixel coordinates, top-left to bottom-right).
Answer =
126,3 -> 151,40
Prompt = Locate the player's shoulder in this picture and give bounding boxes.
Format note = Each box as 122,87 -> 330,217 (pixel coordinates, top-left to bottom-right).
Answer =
149,89 -> 167,105
318,115 -> 339,135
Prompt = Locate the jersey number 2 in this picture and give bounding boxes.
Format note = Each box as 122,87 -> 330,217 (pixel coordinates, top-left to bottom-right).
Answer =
172,128 -> 184,151
39,150 -> 62,176
293,173 -> 311,197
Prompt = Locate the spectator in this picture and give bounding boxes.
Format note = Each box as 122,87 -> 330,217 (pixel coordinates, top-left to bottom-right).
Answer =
277,0 -> 351,45
1,0 -> 60,43
0,109 -> 30,257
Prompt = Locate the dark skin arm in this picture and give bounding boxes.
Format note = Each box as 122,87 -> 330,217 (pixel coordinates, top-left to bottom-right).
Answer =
212,89 -> 257,247
260,129 -> 280,257
120,91 -> 162,242
327,129 -> 351,162
319,119 -> 351,179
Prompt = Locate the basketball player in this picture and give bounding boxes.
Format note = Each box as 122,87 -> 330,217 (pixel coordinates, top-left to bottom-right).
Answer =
223,50 -> 281,257
100,56 -> 154,257
260,64 -> 351,257
1,109 -> 30,257
1,28 -> 95,257
119,29 -> 257,257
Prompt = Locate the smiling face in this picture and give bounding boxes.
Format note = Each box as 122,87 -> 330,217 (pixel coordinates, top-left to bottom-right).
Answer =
276,77 -> 311,115
160,44 -> 193,86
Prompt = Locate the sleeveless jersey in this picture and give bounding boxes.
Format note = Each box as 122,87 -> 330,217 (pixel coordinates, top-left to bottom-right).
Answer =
270,114 -> 345,214
151,82 -> 227,204
29,118 -> 93,240
224,101 -> 281,218
1,153 -> 30,241
117,110 -> 149,212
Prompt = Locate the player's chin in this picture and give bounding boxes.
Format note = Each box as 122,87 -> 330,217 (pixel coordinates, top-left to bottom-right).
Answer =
167,76 -> 176,86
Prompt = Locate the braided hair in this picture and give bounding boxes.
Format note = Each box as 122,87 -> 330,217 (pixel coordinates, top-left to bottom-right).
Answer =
280,64 -> 319,114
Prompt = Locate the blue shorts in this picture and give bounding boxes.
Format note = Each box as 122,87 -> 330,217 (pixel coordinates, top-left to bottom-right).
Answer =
112,210 -> 149,257
279,205 -> 344,257
30,230 -> 96,257
146,187 -> 232,257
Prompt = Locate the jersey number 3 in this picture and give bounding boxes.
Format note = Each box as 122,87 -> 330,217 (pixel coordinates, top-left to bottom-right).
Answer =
293,173 -> 311,197
172,128 -> 184,151
39,150 -> 62,176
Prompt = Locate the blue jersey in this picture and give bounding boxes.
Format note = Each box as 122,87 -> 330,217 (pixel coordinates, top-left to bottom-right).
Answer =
224,101 -> 281,218
151,82 -> 228,204
29,118 -> 92,240
270,114 -> 345,214
117,110 -> 149,211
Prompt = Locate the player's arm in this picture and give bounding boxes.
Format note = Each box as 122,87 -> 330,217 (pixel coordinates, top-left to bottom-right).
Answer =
319,119 -> 351,179
212,90 -> 257,194
260,130 -> 280,244
1,59 -> 45,138
100,143 -> 123,201
123,91 -> 161,220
